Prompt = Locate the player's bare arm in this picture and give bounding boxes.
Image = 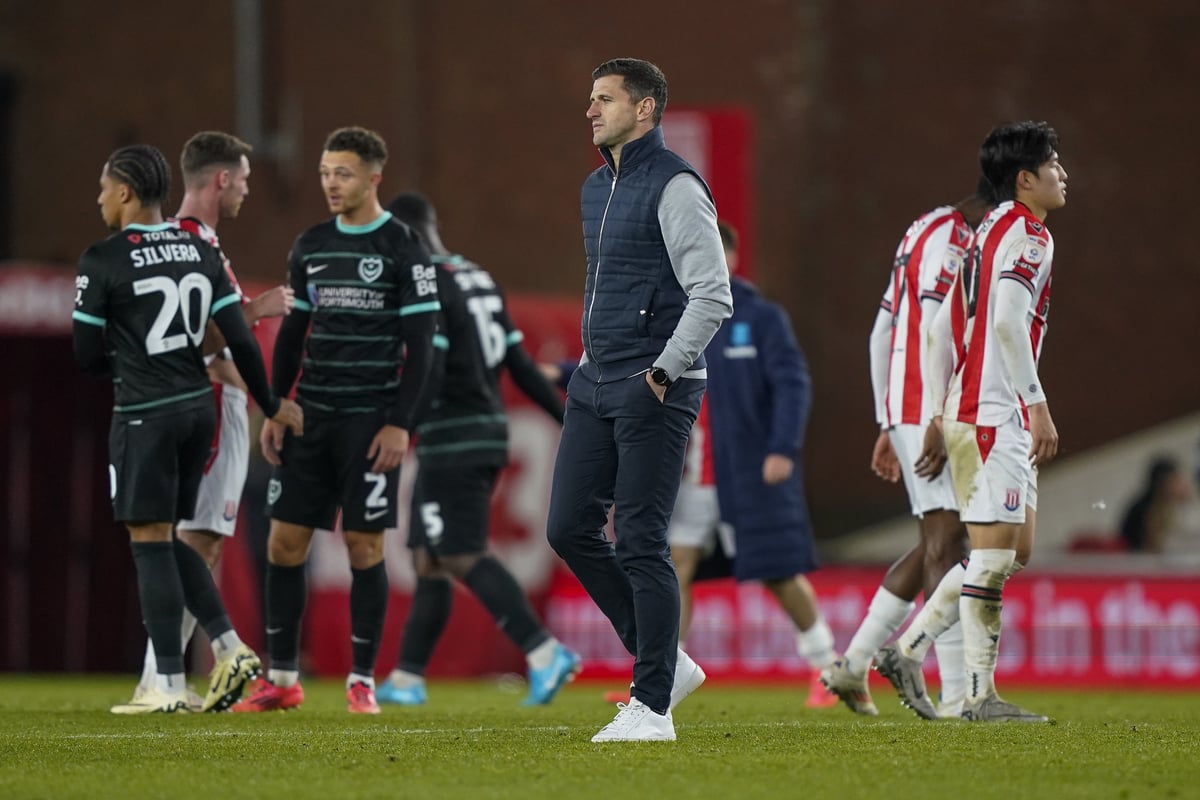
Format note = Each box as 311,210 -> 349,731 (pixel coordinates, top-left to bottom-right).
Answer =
914,417 -> 948,480
202,286 -> 296,359
367,424 -> 409,474
870,430 -> 901,483
260,419 -> 284,466
245,285 -> 295,323
763,453 -> 795,485
1026,402 -> 1059,466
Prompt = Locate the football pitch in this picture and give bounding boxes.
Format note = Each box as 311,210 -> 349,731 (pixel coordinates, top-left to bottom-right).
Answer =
2,676 -> 1197,800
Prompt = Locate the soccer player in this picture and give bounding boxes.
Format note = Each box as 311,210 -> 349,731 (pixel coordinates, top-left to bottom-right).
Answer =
375,193 -> 581,707
73,144 -> 302,713
232,127 -> 438,715
113,131 -> 296,712
820,185 -> 993,718
874,121 -> 1066,722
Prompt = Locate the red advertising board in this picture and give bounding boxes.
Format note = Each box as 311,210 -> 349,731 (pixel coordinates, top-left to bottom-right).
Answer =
544,569 -> 1200,688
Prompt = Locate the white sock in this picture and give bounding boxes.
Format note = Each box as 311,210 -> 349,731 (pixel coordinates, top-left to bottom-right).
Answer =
796,616 -> 837,670
138,639 -> 157,693
347,673 -> 375,690
387,669 -> 424,688
155,672 -> 187,695
138,610 -> 200,692
844,588 -> 914,677
210,630 -> 242,658
180,610 -> 198,654
933,622 -> 966,704
527,637 -> 560,671
898,561 -> 966,662
269,669 -> 300,688
960,548 -> 1015,702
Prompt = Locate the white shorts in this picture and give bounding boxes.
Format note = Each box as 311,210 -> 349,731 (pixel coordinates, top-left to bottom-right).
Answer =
667,483 -> 736,557
889,423 -> 959,517
177,384 -> 249,537
943,412 -> 1038,525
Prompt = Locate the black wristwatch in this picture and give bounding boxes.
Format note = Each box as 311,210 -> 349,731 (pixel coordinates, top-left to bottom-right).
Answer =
649,367 -> 672,387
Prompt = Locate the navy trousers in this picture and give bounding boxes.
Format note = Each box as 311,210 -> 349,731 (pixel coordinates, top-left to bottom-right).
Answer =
546,370 -> 703,713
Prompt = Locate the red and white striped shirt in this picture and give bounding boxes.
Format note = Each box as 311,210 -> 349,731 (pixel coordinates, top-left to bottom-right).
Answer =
171,216 -> 245,303
874,206 -> 971,427
944,201 -> 1054,426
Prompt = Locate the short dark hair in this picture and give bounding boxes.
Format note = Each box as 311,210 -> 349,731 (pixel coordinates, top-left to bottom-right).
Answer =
323,126 -> 388,167
180,131 -> 252,182
106,144 -> 171,207
592,58 -> 668,126
717,220 -> 738,253
387,192 -> 435,229
979,121 -> 1059,202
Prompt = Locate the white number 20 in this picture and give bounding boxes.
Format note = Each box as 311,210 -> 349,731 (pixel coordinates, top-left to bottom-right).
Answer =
133,273 -> 212,355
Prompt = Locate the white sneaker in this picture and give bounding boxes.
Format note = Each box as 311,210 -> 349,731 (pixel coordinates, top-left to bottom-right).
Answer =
109,686 -> 190,715
669,649 -> 706,711
591,698 -> 676,742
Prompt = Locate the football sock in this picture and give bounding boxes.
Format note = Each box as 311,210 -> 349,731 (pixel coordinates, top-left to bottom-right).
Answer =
154,672 -> 187,695
464,556 -> 547,653
268,669 -> 300,688
136,610 -> 198,692
844,588 -> 914,677
398,577 -> 454,675
210,630 -> 243,658
173,537 -> 232,640
347,673 -> 375,690
796,615 -> 837,670
137,639 -> 156,693
933,622 -> 966,703
350,561 -> 389,678
130,541 -> 186,677
527,637 -> 562,671
899,559 -> 967,662
961,548 -> 1015,702
265,562 -> 307,673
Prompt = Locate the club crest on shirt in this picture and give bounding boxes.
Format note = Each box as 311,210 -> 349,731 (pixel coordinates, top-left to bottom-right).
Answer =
359,256 -> 384,283
267,479 -> 282,506
723,321 -> 758,359
223,500 -> 238,522
1004,488 -> 1021,512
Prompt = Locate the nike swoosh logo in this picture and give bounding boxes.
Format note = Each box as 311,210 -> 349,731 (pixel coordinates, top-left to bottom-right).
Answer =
350,635 -> 371,644
365,508 -> 388,521
307,263 -> 330,274
266,627 -> 283,635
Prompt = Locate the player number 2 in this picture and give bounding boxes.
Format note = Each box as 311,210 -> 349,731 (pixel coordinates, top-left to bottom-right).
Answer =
466,295 -> 506,368
133,273 -> 213,355
363,472 -> 389,508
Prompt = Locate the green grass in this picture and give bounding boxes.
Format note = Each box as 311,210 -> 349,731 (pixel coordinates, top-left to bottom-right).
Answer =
1,676 -> 1198,800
